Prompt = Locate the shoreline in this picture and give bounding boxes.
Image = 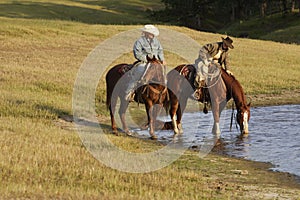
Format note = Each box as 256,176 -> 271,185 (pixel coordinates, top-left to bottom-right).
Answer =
56,93 -> 300,198
249,89 -> 300,107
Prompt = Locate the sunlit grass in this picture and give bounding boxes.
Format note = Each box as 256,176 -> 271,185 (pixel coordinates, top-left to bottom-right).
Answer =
1,12 -> 300,199
0,0 -> 163,24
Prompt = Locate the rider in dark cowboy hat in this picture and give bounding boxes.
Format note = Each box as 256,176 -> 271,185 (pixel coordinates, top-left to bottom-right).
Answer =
125,25 -> 166,102
193,36 -> 234,99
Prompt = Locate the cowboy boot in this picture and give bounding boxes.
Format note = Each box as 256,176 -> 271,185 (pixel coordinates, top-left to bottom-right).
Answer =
193,80 -> 205,100
125,91 -> 135,102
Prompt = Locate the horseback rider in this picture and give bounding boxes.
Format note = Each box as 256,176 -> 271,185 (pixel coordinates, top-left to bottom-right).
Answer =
193,36 -> 234,99
125,24 -> 166,102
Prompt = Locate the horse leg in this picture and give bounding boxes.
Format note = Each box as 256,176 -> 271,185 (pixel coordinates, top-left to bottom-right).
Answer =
211,102 -> 221,137
213,100 -> 227,136
146,102 -> 157,140
109,96 -> 118,135
153,104 -> 163,130
176,96 -> 188,135
169,99 -> 180,135
118,98 -> 130,135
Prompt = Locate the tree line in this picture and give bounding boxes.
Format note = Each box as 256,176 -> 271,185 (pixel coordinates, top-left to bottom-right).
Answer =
152,0 -> 300,31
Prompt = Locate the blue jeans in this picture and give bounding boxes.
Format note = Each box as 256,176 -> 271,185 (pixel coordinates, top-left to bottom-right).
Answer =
125,63 -> 147,95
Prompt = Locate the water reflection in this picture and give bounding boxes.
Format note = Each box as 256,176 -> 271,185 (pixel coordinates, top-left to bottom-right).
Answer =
223,104 -> 300,176
135,104 -> 300,177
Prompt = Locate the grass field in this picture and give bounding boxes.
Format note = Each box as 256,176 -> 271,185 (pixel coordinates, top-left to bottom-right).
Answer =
1,1 -> 300,199
221,11 -> 300,44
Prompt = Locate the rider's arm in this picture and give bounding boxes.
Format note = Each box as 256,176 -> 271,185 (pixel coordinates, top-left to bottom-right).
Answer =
223,51 -> 230,71
133,39 -> 148,62
155,39 -> 165,62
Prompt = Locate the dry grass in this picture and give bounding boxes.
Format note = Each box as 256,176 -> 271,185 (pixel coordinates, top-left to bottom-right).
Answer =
1,16 -> 300,199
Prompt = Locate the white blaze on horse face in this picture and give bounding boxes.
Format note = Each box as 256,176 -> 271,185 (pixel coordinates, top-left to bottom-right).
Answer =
243,111 -> 249,134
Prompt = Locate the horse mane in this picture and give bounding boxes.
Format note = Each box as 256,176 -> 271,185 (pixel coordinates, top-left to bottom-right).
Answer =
143,58 -> 165,84
221,68 -> 247,108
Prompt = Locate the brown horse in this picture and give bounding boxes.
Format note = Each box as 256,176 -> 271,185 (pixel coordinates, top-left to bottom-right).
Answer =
106,57 -> 168,139
167,64 -> 251,137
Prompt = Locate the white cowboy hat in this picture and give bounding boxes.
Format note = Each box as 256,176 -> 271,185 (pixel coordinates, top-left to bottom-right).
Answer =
141,24 -> 159,36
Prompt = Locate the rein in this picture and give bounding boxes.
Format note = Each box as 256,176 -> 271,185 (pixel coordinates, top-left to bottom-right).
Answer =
229,102 -> 239,132
228,75 -> 245,133
146,84 -> 169,103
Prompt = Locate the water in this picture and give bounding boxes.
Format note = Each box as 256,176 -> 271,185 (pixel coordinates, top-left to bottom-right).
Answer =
135,104 -> 300,177
223,104 -> 300,177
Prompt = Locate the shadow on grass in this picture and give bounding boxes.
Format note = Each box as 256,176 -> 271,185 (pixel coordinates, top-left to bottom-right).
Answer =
0,1 -> 156,24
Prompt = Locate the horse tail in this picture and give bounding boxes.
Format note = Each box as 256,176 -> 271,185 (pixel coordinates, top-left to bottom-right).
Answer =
163,90 -> 170,115
106,75 -> 112,110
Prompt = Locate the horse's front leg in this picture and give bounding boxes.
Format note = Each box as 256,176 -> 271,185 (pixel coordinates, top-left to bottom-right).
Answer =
119,98 -> 130,135
146,103 -> 157,140
169,99 -> 180,135
212,100 -> 227,137
211,103 -> 221,137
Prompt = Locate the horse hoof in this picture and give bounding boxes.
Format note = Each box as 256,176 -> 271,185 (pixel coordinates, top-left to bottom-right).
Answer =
140,124 -> 149,130
173,129 -> 179,135
126,131 -> 133,136
112,130 -> 119,136
150,135 -> 158,140
240,132 -> 249,138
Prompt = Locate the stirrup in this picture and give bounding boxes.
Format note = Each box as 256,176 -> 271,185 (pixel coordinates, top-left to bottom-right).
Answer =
125,92 -> 135,102
192,89 -> 201,100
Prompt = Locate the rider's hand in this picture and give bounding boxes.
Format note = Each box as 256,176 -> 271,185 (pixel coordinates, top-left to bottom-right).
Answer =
226,70 -> 233,75
147,53 -> 154,60
203,60 -> 210,66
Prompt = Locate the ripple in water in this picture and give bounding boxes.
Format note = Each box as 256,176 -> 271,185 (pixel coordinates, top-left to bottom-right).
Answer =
135,104 -> 300,177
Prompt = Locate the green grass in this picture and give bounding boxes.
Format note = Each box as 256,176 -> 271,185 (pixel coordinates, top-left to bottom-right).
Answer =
221,12 -> 300,44
0,0 -> 163,24
1,16 -> 300,199
1,1 -> 300,199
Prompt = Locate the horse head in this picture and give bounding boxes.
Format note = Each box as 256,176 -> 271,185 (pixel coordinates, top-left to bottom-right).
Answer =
143,55 -> 165,84
236,101 -> 251,135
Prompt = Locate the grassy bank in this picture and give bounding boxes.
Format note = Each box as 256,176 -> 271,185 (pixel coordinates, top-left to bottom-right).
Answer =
221,11 -> 300,44
1,16 -> 300,199
0,0 -> 163,24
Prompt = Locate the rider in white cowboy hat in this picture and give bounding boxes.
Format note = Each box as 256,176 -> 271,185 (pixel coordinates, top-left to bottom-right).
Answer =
125,24 -> 166,102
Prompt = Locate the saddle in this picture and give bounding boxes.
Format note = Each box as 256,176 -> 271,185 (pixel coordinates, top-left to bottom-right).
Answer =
180,65 -> 210,104
117,61 -> 140,75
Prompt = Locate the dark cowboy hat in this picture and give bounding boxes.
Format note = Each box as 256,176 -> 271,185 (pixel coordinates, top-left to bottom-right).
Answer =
221,36 -> 234,49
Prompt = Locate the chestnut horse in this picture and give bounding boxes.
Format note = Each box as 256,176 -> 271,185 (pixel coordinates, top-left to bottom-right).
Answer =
106,57 -> 168,139
167,64 -> 251,137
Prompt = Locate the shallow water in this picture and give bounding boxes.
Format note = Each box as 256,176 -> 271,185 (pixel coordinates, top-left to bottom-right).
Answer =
134,104 -> 300,177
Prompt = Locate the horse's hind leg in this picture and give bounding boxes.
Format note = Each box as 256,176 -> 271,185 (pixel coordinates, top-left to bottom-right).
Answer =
109,94 -> 118,135
175,96 -> 188,135
118,98 -> 130,135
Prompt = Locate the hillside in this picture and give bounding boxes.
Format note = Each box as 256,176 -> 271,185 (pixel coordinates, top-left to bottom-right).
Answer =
0,0 -> 163,24
1,1 -> 300,199
220,12 -> 300,44
2,0 -> 300,44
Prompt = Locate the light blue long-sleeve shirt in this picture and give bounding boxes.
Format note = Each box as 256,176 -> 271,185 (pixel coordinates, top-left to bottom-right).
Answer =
133,36 -> 164,62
